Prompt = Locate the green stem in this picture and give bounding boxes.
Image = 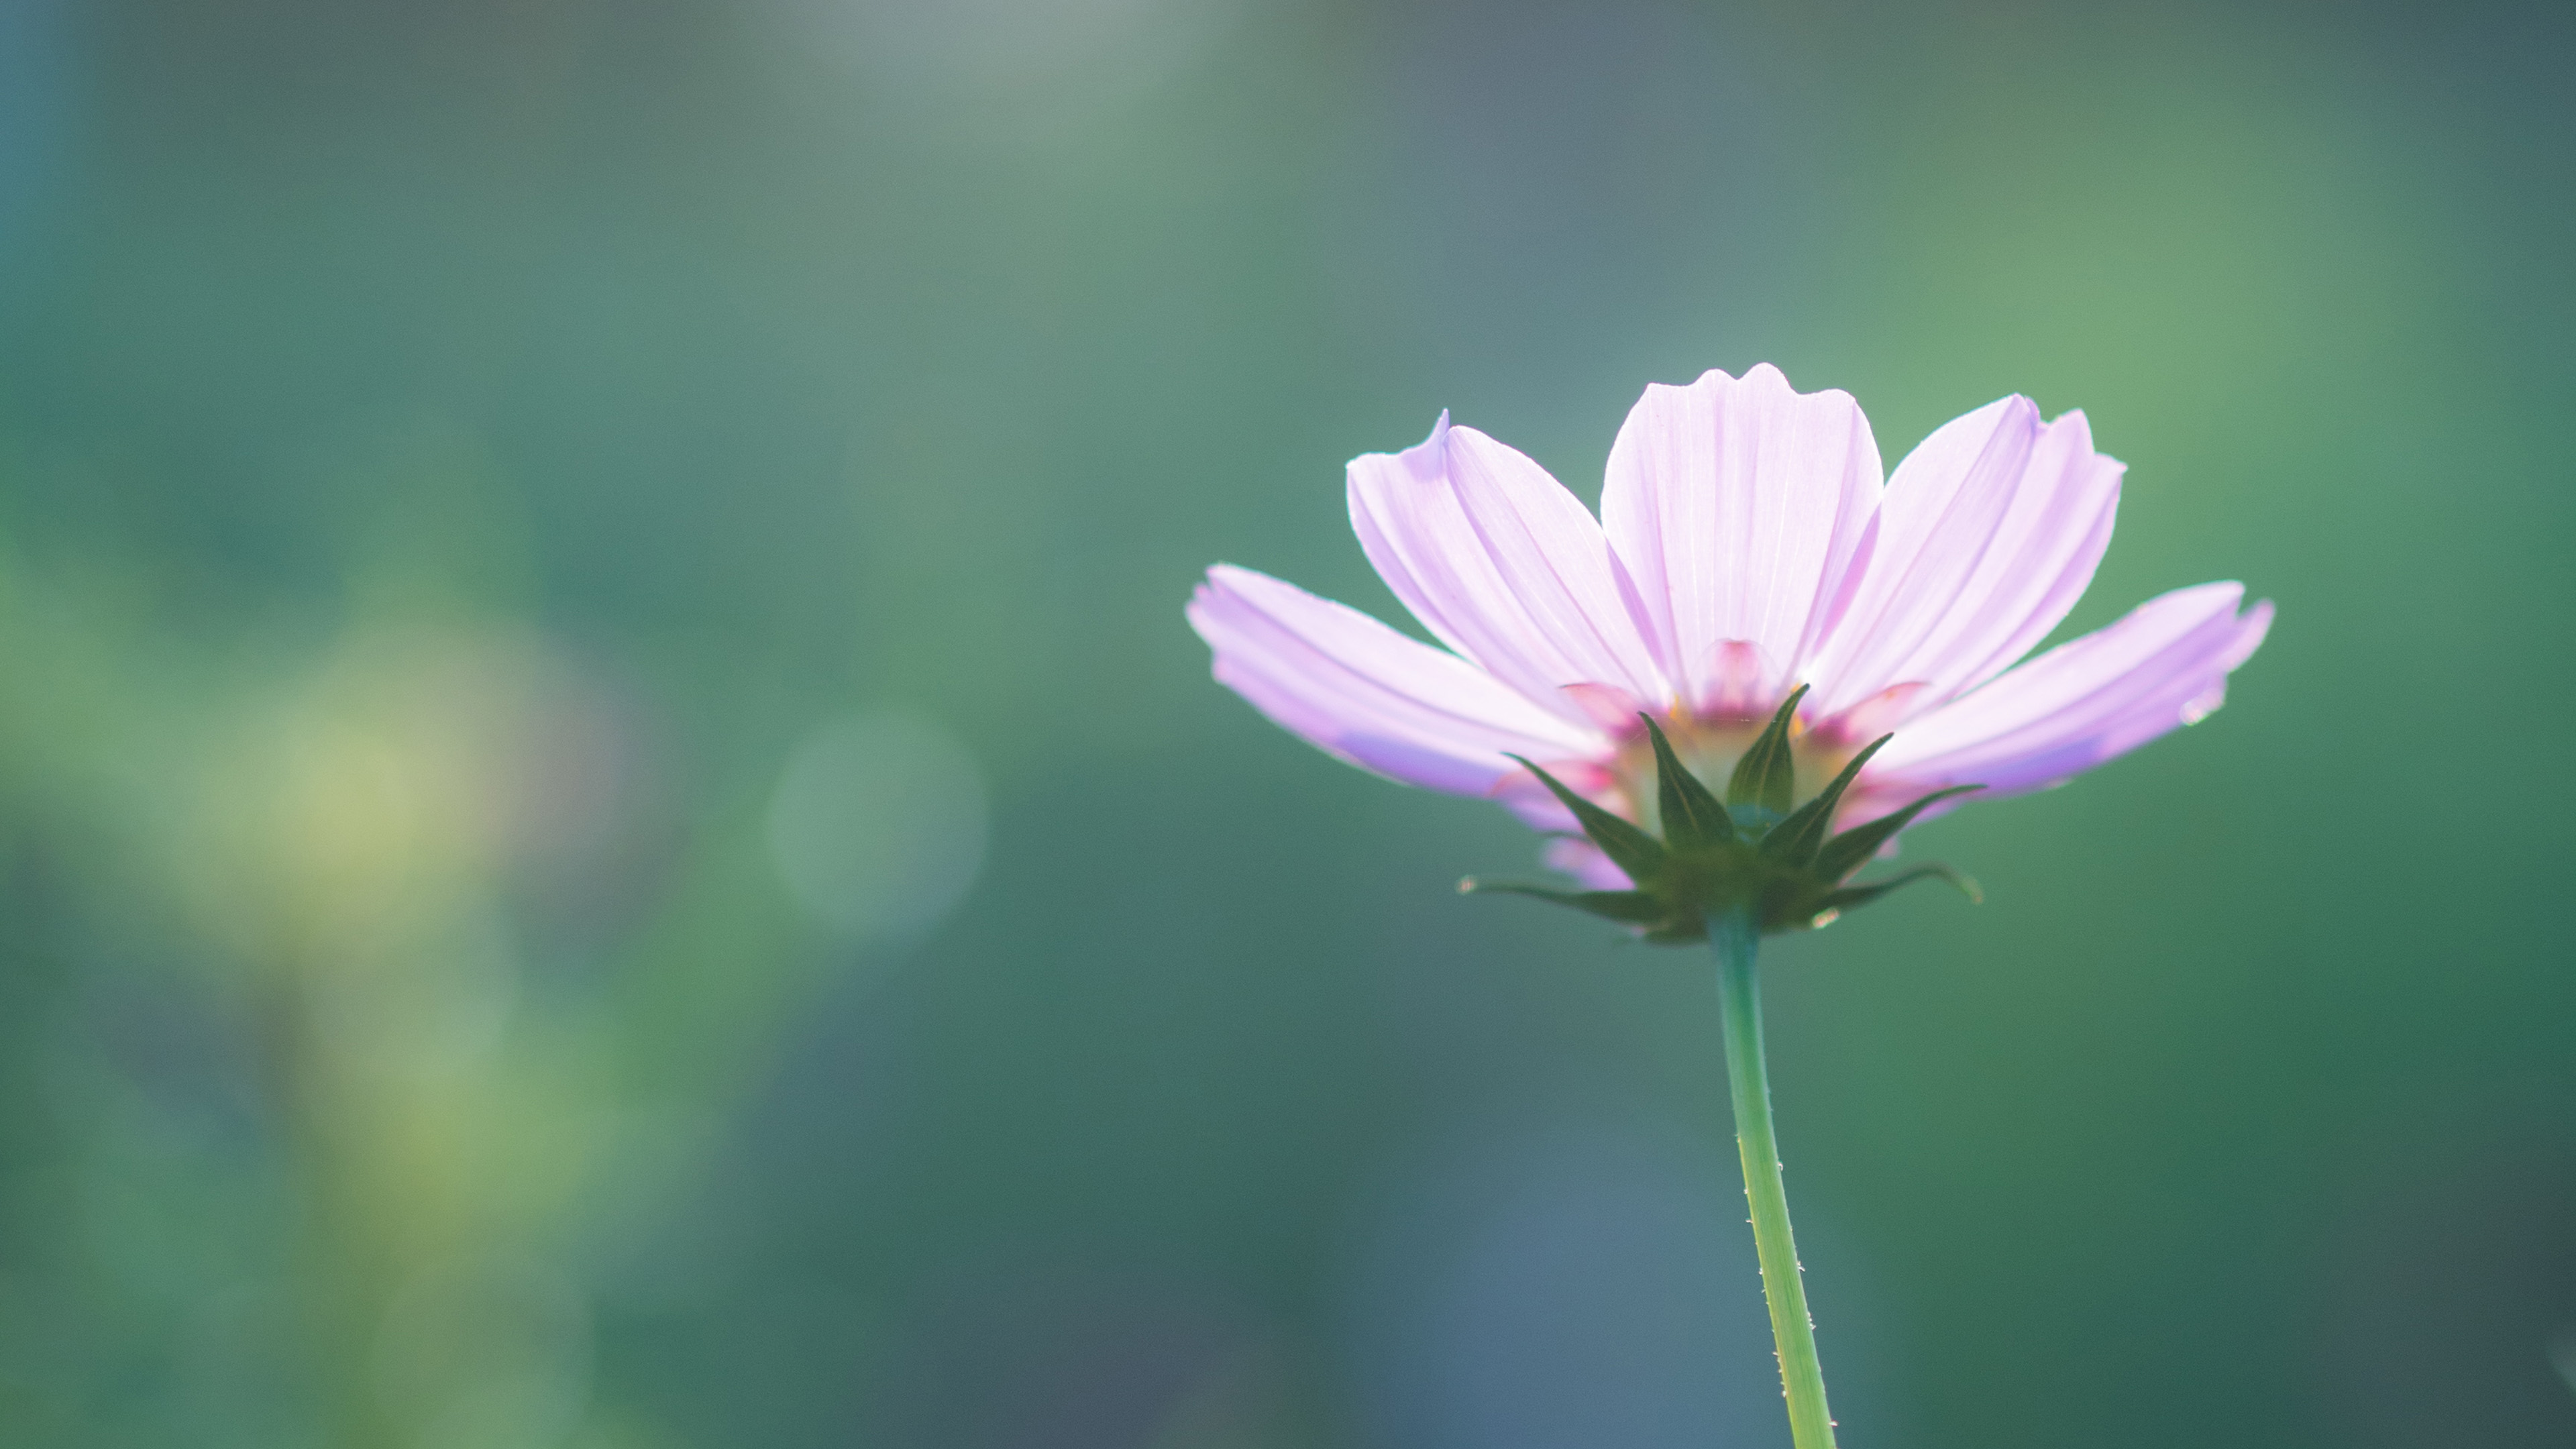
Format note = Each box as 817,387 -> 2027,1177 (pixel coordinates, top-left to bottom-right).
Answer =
1715,908 -> 1838,1448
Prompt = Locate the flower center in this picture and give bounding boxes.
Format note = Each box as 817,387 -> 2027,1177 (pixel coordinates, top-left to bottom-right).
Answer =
1609,710 -> 1860,837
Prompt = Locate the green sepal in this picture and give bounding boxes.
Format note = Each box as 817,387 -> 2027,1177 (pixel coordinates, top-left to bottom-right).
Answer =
1726,685 -> 1809,821
1813,784 -> 1984,883
1818,863 -> 1982,914
1638,713 -> 1733,848
1760,733 -> 1892,867
1505,754 -> 1666,883
1477,718 -> 1987,942
1460,878 -> 1670,926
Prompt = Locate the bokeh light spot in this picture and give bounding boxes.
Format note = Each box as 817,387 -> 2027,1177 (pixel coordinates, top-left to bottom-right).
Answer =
765,708 -> 988,942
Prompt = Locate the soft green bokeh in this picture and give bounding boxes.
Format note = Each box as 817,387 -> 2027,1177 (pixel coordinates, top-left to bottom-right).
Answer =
2,1 -> 2571,1446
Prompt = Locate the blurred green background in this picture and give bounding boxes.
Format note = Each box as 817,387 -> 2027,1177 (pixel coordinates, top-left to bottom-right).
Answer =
1,0 -> 2571,1445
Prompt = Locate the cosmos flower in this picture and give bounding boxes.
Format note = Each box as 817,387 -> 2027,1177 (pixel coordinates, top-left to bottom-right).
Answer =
1187,364 -> 2270,902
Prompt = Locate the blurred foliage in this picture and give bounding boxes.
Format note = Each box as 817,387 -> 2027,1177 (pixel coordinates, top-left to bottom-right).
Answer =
1,0 -> 2573,1446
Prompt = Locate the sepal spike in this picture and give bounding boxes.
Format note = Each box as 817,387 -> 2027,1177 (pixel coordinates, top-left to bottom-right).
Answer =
1505,754 -> 1667,883
1639,713 -> 1733,847
1464,879 -> 1673,926
1818,863 -> 1982,913
1813,785 -> 1983,883
1727,686 -> 1809,820
1762,734 -> 1892,867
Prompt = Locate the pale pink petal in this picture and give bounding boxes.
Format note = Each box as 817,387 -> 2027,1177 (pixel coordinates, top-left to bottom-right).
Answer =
1348,415 -> 1669,725
1544,837 -> 1635,890
1807,682 -> 1929,753
1701,639 -> 1777,719
1599,365 -> 1883,708
1187,565 -> 1608,796
1810,398 -> 2123,721
1860,582 -> 2273,808
1558,682 -> 1648,733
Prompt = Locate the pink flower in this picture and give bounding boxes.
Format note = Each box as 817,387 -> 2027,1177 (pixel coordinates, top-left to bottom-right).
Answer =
1187,365 -> 2271,890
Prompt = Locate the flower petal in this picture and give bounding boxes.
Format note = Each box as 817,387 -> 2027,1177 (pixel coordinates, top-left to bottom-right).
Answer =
1599,365 -> 1884,708
1187,564 -> 1608,795
1859,582 -> 2273,807
1810,398 -> 2123,721
1348,415 -> 1670,724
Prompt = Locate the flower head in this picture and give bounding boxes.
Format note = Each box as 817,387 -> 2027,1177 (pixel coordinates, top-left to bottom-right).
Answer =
1187,365 -> 2271,932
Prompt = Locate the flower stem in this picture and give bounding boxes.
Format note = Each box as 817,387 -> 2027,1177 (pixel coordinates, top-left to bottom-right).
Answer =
1714,907 -> 1838,1448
